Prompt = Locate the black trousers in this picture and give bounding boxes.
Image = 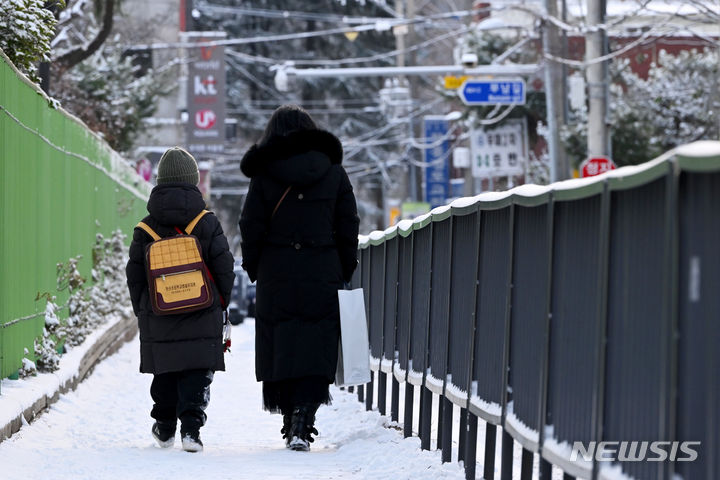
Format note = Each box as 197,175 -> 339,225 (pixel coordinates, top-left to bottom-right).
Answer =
150,369 -> 214,434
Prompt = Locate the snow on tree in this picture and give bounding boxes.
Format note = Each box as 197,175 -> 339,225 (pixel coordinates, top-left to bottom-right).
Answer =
53,0 -> 117,74
616,49 -> 720,153
52,44 -> 173,152
562,48 -> 720,168
49,1 -> 174,153
0,0 -> 63,82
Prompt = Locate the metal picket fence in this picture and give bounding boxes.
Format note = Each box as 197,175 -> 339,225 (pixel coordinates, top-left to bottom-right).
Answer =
349,142 -> 720,480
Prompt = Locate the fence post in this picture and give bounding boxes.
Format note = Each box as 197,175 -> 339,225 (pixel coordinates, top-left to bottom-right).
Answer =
378,371 -> 387,415
484,423 -> 497,480
665,164 -> 680,480
403,383 -> 414,437
539,458 -> 552,479
464,412 -> 478,480
441,396 -> 453,462
365,371 -> 374,411
458,407 -> 467,463
520,448 -> 533,480
390,376 -> 400,422
591,181 -> 610,480
538,195 -> 555,460
501,430 -> 514,480
420,386 -> 433,450
437,397 -> 444,450
397,222 -> 416,437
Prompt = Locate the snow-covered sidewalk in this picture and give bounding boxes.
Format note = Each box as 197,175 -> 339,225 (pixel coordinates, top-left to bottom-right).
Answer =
0,319 -> 467,480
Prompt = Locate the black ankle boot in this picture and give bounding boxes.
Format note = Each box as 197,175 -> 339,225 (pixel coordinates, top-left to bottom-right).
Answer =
288,404 -> 319,451
280,411 -> 292,447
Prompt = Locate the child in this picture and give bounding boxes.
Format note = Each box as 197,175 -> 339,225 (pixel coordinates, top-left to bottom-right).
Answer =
126,146 -> 234,452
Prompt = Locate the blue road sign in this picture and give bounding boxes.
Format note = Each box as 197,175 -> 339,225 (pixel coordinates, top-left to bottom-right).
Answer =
458,78 -> 526,105
423,116 -> 450,208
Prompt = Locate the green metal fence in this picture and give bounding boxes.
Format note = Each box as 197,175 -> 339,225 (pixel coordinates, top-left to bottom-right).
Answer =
0,50 -> 152,381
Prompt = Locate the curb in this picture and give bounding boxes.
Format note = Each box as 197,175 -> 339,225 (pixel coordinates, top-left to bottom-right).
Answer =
0,312 -> 137,443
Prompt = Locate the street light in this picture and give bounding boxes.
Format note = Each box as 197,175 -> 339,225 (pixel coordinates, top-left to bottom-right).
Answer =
272,62 -> 538,93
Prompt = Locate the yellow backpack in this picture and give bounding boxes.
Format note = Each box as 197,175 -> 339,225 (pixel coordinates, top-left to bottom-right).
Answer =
136,210 -> 214,315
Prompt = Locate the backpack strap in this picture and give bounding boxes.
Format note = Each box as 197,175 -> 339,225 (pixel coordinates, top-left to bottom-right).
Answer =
272,186 -> 292,218
136,222 -> 161,241
185,210 -> 210,235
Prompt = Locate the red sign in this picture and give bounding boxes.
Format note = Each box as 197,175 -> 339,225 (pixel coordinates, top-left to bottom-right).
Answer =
195,109 -> 217,129
581,156 -> 616,177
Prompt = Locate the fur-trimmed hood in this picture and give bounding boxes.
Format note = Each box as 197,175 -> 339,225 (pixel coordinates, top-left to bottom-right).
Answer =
240,129 -> 343,185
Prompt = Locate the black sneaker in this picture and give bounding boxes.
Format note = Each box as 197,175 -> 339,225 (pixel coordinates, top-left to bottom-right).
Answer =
151,422 -> 175,449
181,430 -> 203,453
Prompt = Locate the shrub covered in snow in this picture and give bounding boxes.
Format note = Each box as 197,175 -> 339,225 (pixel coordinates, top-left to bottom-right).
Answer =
0,0 -> 63,82
31,230 -> 131,373
31,297 -> 65,373
18,349 -> 37,378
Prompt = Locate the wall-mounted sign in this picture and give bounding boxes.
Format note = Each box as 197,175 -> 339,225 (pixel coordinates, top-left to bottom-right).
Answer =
423,116 -> 450,208
185,32 -> 226,156
470,119 -> 528,178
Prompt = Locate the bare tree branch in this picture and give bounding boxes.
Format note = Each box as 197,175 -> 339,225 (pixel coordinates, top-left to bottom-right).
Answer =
53,0 -> 115,74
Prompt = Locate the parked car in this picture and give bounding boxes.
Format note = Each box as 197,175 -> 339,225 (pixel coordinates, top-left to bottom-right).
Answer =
228,263 -> 250,325
246,282 -> 256,318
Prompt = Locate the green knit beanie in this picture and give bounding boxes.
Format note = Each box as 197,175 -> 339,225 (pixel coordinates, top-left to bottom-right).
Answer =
156,147 -> 200,185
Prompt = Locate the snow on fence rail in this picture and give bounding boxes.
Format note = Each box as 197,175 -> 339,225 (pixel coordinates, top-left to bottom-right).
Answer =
0,49 -> 151,383
352,141 -> 720,480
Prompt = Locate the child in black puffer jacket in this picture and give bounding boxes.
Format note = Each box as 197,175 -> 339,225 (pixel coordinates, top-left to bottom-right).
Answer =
126,146 -> 235,452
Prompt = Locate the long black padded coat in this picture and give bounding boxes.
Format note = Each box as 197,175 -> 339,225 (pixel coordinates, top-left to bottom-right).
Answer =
239,129 -> 359,383
126,183 -> 235,375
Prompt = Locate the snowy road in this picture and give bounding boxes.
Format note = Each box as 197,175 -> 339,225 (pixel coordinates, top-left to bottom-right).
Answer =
0,320 -> 467,480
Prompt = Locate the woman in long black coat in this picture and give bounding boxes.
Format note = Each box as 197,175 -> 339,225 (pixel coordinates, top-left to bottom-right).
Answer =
239,105 -> 359,451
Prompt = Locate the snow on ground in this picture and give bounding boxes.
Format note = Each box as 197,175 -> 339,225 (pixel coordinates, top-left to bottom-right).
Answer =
0,320 -> 467,480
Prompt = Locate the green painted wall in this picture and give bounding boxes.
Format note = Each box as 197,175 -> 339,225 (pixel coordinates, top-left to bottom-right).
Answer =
0,50 -> 152,379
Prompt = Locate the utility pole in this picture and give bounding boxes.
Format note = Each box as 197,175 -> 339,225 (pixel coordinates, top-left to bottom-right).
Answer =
395,0 -> 413,208
181,0 -> 194,32
406,0 -> 421,203
586,0 -> 609,160
543,0 -> 568,181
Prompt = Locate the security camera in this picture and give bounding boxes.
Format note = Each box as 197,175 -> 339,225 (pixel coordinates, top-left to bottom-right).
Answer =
274,69 -> 289,92
461,52 -> 478,68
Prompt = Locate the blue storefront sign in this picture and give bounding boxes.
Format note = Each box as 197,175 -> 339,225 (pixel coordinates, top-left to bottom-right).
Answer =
423,116 -> 450,208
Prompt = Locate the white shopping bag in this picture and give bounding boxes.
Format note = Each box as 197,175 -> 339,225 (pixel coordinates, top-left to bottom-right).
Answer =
335,288 -> 371,387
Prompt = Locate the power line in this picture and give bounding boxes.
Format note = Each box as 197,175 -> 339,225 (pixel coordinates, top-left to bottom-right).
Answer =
225,26 -> 472,67
196,2 -> 399,24
197,1 -> 471,26
228,107 -> 380,115
131,7 -> 484,51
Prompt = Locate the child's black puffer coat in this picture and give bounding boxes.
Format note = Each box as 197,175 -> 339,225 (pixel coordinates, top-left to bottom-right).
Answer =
126,183 -> 235,374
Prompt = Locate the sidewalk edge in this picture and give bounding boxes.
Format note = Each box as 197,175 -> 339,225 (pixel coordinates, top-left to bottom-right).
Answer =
0,313 -> 137,443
